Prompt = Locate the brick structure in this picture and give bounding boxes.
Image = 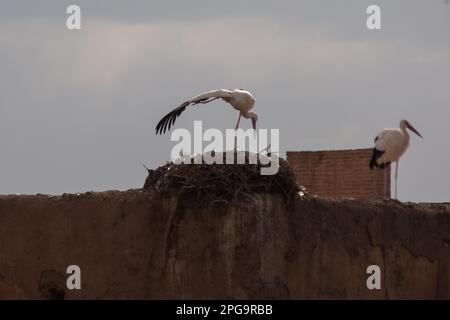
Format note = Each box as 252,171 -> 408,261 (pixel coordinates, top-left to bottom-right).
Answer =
287,148 -> 390,199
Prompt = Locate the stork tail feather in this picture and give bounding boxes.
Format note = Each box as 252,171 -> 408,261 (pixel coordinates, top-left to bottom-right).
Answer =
369,148 -> 389,170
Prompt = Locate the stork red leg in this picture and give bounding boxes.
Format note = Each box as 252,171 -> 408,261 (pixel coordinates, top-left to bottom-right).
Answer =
395,161 -> 399,199
234,113 -> 242,150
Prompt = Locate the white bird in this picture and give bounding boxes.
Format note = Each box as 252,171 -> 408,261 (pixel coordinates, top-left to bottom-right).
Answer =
369,119 -> 423,199
155,89 -> 257,135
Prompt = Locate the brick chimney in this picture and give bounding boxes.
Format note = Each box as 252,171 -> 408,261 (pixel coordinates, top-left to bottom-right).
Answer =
287,148 -> 390,199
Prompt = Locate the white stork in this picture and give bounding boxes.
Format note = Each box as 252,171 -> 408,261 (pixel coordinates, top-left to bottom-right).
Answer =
155,89 -> 257,135
369,119 -> 423,199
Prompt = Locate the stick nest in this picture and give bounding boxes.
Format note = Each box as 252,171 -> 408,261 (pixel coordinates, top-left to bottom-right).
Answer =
143,151 -> 304,203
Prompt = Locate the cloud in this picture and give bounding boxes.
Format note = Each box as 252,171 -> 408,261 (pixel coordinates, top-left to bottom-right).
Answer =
0,9 -> 448,200
0,17 -> 409,92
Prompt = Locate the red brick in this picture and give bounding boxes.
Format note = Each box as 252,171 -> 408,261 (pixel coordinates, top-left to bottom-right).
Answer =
287,149 -> 391,199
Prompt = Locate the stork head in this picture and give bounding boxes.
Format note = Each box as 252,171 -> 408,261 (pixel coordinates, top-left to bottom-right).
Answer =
401,120 -> 423,138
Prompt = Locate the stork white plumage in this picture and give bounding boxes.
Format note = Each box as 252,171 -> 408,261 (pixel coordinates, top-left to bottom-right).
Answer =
369,120 -> 423,199
155,89 -> 257,136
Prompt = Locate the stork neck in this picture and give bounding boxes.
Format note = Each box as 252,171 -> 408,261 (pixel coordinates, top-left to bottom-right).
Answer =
400,122 -> 410,139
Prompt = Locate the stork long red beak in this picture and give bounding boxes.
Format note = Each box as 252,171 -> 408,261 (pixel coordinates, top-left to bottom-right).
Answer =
251,117 -> 257,131
406,122 -> 423,138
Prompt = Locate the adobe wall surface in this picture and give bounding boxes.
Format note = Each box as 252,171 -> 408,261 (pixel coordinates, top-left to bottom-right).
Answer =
0,191 -> 448,299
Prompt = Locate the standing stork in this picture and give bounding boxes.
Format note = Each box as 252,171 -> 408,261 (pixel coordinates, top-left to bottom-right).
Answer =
155,89 -> 257,139
369,120 -> 423,199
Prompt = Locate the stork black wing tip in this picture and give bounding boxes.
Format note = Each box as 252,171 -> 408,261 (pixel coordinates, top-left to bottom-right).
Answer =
155,101 -> 189,136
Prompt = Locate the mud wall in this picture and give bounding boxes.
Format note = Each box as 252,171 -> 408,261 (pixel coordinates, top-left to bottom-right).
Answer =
0,190 -> 449,299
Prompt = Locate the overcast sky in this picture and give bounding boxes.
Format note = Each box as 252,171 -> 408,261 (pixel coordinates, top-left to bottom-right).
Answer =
0,0 -> 449,202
